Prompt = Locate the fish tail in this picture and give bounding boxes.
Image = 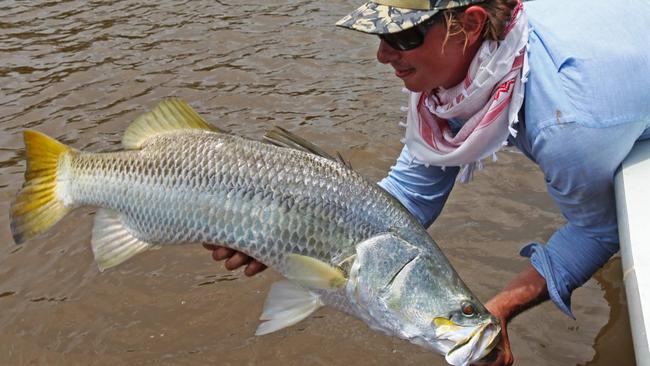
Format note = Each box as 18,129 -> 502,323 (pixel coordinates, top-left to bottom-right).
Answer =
10,130 -> 73,244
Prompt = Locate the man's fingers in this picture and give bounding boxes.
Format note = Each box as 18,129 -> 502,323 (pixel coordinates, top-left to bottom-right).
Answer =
225,251 -> 251,270
203,244 -> 267,276
213,247 -> 235,261
244,261 -> 268,277
202,243 -> 218,251
203,244 -> 236,261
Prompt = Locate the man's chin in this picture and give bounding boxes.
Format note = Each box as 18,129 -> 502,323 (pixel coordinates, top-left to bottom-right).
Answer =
400,79 -> 430,94
400,82 -> 420,93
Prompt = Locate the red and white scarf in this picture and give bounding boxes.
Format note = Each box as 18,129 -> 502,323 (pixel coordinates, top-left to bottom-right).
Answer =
404,2 -> 529,182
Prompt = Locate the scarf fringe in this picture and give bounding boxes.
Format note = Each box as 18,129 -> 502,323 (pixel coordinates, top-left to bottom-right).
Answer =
459,163 -> 475,183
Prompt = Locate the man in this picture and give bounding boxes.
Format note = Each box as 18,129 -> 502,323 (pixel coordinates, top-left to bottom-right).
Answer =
206,0 -> 650,364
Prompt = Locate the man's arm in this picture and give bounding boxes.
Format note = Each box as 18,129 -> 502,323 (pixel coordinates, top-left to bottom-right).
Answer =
478,122 -> 643,365
477,264 -> 549,366
487,263 -> 549,324
378,145 -> 459,227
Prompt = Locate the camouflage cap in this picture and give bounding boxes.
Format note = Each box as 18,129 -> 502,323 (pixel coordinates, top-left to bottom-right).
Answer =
336,0 -> 486,35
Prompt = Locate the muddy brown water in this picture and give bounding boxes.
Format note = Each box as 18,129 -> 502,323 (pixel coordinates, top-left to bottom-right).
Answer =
0,1 -> 636,365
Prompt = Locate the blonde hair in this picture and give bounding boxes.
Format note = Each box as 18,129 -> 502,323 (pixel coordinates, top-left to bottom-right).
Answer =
441,0 -> 519,49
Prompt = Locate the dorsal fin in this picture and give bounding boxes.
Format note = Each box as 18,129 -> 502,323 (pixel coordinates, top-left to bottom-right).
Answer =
263,126 -> 352,169
122,98 -> 223,149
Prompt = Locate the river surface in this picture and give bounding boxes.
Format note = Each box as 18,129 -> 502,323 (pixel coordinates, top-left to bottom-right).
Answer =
0,1 -> 636,365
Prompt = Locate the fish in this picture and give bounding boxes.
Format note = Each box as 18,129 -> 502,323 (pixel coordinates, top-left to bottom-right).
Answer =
10,98 -> 500,365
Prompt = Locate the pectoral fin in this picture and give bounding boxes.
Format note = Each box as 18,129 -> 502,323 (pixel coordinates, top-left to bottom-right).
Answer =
91,209 -> 156,271
285,253 -> 347,289
255,280 -> 323,335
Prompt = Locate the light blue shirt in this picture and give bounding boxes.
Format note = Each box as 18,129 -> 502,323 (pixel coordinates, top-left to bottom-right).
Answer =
379,0 -> 650,317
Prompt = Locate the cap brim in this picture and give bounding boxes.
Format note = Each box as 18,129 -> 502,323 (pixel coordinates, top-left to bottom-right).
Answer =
336,2 -> 439,35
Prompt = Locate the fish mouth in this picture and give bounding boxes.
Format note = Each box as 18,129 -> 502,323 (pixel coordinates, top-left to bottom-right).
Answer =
433,318 -> 501,366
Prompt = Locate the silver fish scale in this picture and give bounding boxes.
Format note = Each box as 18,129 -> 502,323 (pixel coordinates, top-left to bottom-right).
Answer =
63,131 -> 417,274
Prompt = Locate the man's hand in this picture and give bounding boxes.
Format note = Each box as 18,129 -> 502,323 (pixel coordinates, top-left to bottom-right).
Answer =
473,305 -> 513,366
203,244 -> 267,276
472,263 -> 550,366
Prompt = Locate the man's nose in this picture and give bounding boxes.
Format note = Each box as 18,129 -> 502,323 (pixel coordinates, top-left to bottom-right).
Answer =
376,39 -> 400,64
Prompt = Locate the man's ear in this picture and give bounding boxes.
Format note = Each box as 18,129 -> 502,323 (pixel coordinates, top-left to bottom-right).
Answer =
462,6 -> 489,45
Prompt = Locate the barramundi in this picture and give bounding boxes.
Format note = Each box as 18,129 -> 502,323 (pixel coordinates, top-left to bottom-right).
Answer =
10,98 -> 500,365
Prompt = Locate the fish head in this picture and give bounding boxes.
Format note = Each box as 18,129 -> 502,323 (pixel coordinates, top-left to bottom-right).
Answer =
349,236 -> 500,365
384,254 -> 500,365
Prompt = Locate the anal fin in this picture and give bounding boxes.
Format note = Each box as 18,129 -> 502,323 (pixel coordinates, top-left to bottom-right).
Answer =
91,209 -> 155,271
255,280 -> 323,336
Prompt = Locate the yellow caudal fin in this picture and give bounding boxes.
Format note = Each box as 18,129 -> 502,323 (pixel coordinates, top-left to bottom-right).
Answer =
10,130 -> 73,244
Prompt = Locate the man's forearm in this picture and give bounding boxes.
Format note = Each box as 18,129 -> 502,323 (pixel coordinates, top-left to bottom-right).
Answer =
486,263 -> 550,322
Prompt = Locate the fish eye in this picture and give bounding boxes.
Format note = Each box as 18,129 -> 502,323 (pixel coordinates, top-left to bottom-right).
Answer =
461,301 -> 476,317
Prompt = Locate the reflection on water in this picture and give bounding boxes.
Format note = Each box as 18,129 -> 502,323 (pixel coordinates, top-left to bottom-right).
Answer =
0,1 -> 635,365
581,258 -> 636,366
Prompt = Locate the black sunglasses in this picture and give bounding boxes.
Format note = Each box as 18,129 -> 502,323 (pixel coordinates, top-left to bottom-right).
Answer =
378,16 -> 441,51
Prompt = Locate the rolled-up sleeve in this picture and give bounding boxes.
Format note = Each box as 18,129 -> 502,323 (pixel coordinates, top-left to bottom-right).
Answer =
520,122 -> 639,318
378,146 -> 459,228
520,225 -> 618,318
